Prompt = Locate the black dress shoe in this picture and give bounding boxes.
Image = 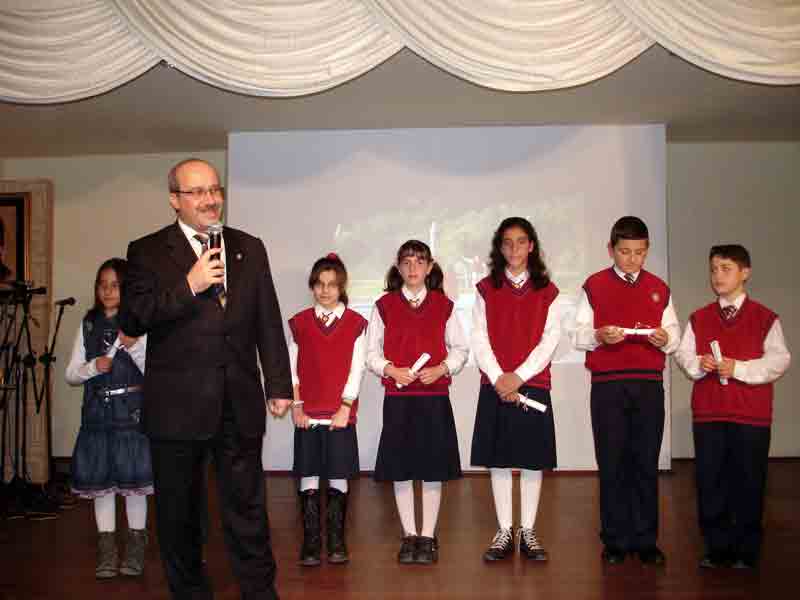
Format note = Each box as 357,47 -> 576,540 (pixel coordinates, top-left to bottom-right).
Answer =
638,546 -> 666,565
731,554 -> 758,570
398,535 -> 417,564
415,536 -> 439,564
699,552 -> 730,569
601,547 -> 627,565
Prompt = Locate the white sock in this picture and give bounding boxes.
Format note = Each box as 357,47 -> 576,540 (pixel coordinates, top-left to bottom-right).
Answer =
300,476 -> 320,492
94,494 -> 116,533
393,480 -> 417,536
329,478 -> 348,493
421,481 -> 442,538
125,495 -> 148,530
520,469 -> 543,529
490,468 -> 513,530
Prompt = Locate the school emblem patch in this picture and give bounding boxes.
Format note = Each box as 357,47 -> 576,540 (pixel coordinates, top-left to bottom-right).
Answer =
651,292 -> 661,303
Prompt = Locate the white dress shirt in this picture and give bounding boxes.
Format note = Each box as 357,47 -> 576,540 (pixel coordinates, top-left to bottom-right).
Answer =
470,269 -> 562,385
674,293 -> 791,384
288,302 -> 367,402
65,324 -> 147,385
366,286 -> 469,377
178,219 -> 227,292
569,266 -> 680,354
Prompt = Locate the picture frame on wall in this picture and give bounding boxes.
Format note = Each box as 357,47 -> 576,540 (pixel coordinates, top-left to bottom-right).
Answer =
0,194 -> 31,285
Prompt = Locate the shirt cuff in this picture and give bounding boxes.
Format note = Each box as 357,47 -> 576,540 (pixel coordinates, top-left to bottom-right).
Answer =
514,366 -> 533,384
732,360 -> 747,382
377,359 -> 391,377
487,365 -> 504,386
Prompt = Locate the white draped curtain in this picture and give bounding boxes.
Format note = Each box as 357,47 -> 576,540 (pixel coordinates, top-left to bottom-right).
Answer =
1,0 -> 798,103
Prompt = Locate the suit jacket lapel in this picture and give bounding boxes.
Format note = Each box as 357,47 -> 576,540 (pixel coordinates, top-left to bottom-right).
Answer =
223,227 -> 243,312
165,221 -> 198,275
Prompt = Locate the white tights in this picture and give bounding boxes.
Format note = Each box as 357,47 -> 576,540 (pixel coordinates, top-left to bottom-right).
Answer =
94,493 -> 148,532
489,468 -> 543,530
393,480 -> 442,538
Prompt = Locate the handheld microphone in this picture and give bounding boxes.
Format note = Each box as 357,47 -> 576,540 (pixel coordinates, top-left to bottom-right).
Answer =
55,297 -> 76,307
208,222 -> 223,251
207,222 -> 225,297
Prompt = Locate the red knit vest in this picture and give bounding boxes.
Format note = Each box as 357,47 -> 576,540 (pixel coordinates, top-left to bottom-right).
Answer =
288,307 -> 367,423
376,290 -> 453,395
690,298 -> 777,427
583,268 -> 670,382
476,276 -> 559,389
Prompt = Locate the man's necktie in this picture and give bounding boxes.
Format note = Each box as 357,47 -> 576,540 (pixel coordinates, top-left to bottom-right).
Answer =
722,305 -> 737,321
624,273 -> 635,285
194,234 -> 227,308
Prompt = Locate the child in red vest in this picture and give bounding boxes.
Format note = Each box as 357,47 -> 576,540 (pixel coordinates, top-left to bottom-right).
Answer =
289,253 -> 367,566
470,217 -> 560,562
367,240 -> 468,564
675,244 -> 790,569
571,216 -> 680,566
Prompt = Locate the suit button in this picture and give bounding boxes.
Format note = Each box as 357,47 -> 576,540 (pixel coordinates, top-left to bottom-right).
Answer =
225,335 -> 231,342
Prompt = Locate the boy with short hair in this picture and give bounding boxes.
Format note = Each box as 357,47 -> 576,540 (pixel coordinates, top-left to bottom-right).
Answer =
571,216 -> 680,566
675,244 -> 790,569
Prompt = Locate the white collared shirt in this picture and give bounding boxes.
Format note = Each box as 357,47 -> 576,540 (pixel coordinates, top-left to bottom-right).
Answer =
178,219 -> 228,291
471,274 -> 562,385
505,267 -> 529,289
402,284 -> 426,306
65,325 -> 147,385
288,302 -> 367,402
674,294 -> 791,384
366,288 -> 469,377
569,267 -> 680,354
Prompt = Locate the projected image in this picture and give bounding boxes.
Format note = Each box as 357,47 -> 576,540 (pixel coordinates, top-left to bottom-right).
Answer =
329,197 -> 588,364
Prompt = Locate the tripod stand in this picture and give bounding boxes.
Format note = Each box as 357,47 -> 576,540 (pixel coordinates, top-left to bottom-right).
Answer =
0,284 -> 57,520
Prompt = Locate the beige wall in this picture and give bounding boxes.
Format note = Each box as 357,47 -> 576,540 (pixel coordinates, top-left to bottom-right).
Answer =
667,142 -> 799,457
0,151 -> 226,457
0,141 -> 797,459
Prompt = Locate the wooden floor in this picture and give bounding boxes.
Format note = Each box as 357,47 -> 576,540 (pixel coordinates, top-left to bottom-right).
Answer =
2,460 -> 798,600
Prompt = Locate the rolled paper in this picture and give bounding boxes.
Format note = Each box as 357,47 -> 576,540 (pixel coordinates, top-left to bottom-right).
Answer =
710,340 -> 728,385
621,328 -> 655,336
517,393 -> 547,413
308,418 -> 332,427
397,352 -> 432,389
105,337 -> 120,360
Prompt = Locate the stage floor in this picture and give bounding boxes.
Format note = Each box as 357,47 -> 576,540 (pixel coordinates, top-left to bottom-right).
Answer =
3,460 -> 798,599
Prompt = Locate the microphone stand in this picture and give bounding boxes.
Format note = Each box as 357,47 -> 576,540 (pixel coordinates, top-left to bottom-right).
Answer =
38,300 -> 73,508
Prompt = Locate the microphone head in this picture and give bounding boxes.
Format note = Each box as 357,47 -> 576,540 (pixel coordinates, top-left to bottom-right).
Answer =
207,222 -> 223,250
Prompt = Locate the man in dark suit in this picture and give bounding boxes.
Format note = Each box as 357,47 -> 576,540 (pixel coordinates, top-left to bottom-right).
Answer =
120,158 -> 292,600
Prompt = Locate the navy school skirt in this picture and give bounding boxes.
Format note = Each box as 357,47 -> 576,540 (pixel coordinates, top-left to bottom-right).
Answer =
293,422 -> 360,480
374,393 -> 462,482
470,384 -> 557,470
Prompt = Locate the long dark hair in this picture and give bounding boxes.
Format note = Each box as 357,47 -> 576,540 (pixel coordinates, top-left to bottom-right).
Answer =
308,253 -> 349,306
86,258 -> 127,320
384,240 -> 444,292
488,217 -> 550,290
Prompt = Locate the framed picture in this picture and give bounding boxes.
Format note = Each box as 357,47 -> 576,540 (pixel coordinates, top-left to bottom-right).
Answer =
0,194 -> 31,284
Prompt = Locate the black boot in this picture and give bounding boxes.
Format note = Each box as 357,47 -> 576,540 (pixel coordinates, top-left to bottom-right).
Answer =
299,489 -> 322,566
326,488 -> 349,564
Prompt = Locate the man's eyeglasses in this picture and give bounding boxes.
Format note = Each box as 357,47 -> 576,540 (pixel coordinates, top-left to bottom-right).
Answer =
173,186 -> 225,199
